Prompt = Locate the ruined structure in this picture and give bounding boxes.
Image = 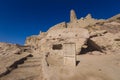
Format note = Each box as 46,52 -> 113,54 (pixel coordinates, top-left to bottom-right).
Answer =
25,10 -> 120,80
25,10 -> 92,67
0,10 -> 120,80
25,10 -> 120,67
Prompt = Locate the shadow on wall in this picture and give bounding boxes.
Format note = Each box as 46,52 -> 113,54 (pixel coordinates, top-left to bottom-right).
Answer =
79,39 -> 102,55
76,61 -> 80,66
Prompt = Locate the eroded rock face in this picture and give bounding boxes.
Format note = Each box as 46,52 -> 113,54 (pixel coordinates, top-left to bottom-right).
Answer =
0,42 -> 33,79
26,27 -> 90,56
24,9 -> 120,66
46,28 -> 89,55
1,9 -> 120,80
25,32 -> 47,49
89,31 -> 120,54
47,22 -> 67,32
25,9 -> 120,55
0,42 -> 30,56
25,10 -> 100,55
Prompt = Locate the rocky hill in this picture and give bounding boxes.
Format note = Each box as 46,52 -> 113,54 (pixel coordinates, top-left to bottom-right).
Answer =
0,10 -> 120,80
25,10 -> 120,55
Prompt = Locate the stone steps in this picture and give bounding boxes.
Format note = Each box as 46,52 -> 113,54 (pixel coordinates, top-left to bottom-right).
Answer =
1,70 -> 39,80
12,56 -> 42,79
26,57 -> 41,62
18,56 -> 41,67
0,52 -> 32,77
18,64 -> 41,68
27,57 -> 42,60
0,55 -> 42,80
25,60 -> 40,62
12,66 -> 42,74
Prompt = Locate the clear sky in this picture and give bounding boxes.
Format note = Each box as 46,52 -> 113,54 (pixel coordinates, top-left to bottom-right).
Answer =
0,0 -> 120,45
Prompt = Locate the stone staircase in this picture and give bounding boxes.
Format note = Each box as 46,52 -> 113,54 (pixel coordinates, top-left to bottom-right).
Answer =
18,57 -> 41,68
0,54 -> 43,80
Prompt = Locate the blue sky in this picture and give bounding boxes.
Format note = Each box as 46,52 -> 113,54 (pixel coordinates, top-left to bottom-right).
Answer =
0,0 -> 120,45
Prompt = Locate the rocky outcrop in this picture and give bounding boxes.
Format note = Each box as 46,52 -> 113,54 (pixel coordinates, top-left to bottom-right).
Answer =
0,42 -> 44,80
25,32 -> 47,49
70,9 -> 77,22
89,31 -> 120,54
25,10 -> 102,54
25,9 -> 120,55
47,22 -> 67,32
0,42 -> 31,56
46,28 -> 90,55
100,22 -> 120,34
107,14 -> 120,22
0,42 -> 36,79
15,12 -> 120,80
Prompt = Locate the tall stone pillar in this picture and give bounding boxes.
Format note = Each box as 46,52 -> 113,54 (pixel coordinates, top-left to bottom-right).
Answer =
70,9 -> 77,22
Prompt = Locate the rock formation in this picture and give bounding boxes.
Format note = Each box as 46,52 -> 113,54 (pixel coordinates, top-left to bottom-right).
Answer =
89,31 -> 120,54
24,10 -> 120,80
0,42 -> 31,56
70,9 -> 77,22
0,42 -> 36,79
25,9 -> 120,55
0,9 -> 120,80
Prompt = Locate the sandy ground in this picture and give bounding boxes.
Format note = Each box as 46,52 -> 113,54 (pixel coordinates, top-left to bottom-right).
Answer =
46,53 -> 120,80
0,53 -> 120,80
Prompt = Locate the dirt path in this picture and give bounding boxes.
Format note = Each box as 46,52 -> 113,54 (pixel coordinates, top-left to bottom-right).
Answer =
1,53 -> 120,80
71,54 -> 120,80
